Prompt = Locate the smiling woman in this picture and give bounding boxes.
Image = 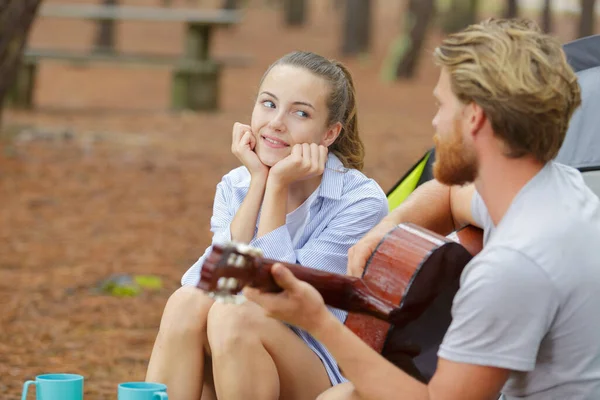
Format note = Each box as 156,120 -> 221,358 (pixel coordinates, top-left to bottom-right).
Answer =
144,51 -> 389,400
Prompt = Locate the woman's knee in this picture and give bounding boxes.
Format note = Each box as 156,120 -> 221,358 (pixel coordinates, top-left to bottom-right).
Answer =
206,301 -> 264,355
316,383 -> 361,400
159,286 -> 214,336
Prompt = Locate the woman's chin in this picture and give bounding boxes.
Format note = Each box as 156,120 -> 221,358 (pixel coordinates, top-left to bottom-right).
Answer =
256,151 -> 286,167
259,157 -> 279,168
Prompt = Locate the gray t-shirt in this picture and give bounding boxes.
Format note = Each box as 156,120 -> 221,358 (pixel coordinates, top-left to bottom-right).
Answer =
438,162 -> 600,399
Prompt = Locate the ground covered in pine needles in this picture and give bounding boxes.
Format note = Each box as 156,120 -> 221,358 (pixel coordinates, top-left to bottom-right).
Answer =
1,0 -> 594,397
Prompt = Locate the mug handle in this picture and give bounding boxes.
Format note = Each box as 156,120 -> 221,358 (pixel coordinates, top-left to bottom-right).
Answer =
21,380 -> 36,400
153,392 -> 168,400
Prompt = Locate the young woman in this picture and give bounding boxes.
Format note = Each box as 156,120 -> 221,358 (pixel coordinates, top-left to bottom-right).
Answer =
145,51 -> 389,400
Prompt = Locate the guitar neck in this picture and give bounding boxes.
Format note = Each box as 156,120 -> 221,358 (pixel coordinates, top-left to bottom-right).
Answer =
252,258 -> 396,322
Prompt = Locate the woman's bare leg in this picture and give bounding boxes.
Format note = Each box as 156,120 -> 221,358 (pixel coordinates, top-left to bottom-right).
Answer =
207,300 -> 332,400
146,286 -> 214,400
200,358 -> 216,400
317,383 -> 364,400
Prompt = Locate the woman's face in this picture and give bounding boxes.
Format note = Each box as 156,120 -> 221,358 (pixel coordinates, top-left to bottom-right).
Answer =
251,65 -> 341,167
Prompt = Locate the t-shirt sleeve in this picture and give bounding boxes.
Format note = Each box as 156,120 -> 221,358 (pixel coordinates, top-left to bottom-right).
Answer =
438,246 -> 559,371
470,189 -> 493,230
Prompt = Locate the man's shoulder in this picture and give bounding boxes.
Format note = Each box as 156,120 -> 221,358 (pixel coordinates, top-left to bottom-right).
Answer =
464,245 -> 552,289
544,161 -> 597,205
496,161 -> 600,246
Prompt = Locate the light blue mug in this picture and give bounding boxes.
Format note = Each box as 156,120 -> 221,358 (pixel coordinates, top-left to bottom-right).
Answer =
118,382 -> 168,400
21,373 -> 84,400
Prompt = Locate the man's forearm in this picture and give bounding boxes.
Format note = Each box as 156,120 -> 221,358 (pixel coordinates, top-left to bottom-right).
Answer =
386,179 -> 455,236
314,313 -> 429,400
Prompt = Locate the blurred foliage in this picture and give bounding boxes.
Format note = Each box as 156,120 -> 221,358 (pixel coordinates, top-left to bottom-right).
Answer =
98,274 -> 163,297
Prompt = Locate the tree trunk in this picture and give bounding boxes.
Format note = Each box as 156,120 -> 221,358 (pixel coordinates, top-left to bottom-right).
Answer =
222,0 -> 238,9
342,0 -> 371,55
283,0 -> 306,26
94,0 -> 117,53
442,0 -> 479,34
395,0 -> 436,79
578,0 -> 597,38
504,0 -> 518,18
0,0 -> 43,123
542,0 -> 552,32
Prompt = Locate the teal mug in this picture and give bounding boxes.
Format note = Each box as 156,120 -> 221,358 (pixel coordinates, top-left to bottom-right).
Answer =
118,382 -> 168,400
21,373 -> 84,400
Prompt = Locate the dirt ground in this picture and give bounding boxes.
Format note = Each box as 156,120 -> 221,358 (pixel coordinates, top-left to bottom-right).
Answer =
1,1 -> 597,398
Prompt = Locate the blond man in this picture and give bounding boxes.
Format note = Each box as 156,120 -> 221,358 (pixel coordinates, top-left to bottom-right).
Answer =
244,18 -> 600,400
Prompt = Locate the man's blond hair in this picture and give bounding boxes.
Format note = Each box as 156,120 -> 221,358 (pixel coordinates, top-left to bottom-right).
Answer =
434,18 -> 582,163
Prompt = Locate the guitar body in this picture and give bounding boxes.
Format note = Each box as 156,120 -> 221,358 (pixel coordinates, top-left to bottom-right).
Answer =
344,223 -> 483,381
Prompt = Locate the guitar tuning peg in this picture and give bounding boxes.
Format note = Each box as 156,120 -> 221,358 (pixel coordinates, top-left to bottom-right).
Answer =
217,277 -> 227,290
234,242 -> 250,253
226,277 -> 238,290
234,255 -> 246,268
248,247 -> 263,257
233,242 -> 263,258
227,253 -> 237,266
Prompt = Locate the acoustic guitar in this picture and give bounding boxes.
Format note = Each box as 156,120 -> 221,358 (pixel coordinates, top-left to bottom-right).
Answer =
197,222 -> 483,381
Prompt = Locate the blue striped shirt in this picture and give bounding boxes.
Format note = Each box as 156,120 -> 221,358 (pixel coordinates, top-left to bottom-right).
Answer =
181,153 -> 389,385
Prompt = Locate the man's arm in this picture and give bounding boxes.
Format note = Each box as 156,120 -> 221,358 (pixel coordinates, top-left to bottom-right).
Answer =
245,264 -> 509,400
390,180 -> 476,235
314,314 -> 508,400
348,180 -> 477,276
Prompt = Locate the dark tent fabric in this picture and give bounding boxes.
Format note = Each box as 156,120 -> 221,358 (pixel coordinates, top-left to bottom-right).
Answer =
556,34 -> 600,171
555,66 -> 600,170
563,34 -> 600,73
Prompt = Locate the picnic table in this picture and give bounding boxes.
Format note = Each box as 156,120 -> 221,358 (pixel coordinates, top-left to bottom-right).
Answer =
8,4 -> 243,111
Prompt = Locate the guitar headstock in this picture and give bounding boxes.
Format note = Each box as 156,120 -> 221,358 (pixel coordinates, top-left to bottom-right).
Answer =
197,242 -> 266,303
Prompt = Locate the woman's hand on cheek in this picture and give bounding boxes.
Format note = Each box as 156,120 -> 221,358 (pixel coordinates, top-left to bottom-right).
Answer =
268,143 -> 328,187
231,122 -> 269,179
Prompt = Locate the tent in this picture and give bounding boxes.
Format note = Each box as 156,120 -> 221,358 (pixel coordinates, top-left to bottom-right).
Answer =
383,34 -> 600,382
556,34 -> 600,194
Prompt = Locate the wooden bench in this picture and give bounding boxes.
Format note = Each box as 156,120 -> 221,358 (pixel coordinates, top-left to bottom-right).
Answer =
9,4 -> 243,111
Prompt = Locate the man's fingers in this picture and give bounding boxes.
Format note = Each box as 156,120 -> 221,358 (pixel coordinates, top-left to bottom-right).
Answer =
242,284 -> 295,320
348,241 -> 373,277
271,263 -> 299,291
347,246 -> 366,277
243,286 -> 280,309
242,264 -> 298,304
242,286 -> 263,304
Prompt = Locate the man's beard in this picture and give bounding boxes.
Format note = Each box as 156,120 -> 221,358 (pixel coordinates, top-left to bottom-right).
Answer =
433,119 -> 478,186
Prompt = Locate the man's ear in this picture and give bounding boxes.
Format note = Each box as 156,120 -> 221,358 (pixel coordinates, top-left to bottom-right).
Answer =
322,121 -> 343,147
466,102 -> 487,139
